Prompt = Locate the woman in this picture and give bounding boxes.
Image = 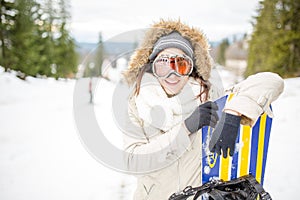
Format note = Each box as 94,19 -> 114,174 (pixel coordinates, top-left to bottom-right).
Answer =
122,19 -> 284,199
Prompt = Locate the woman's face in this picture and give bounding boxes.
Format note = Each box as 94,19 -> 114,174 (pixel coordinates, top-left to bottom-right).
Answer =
155,48 -> 190,96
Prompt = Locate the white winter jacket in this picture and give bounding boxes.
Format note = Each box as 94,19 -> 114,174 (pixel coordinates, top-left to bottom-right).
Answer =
121,19 -> 284,200
123,72 -> 284,200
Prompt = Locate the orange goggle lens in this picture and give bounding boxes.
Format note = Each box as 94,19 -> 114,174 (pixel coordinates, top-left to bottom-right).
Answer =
152,55 -> 193,78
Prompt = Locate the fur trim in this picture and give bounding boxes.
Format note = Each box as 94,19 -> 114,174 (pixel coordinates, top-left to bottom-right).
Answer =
123,19 -> 213,85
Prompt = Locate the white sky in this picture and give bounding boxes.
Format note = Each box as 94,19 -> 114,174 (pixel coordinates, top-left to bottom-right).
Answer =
70,0 -> 261,43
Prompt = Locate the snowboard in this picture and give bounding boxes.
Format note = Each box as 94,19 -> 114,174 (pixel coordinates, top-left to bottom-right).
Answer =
202,93 -> 273,185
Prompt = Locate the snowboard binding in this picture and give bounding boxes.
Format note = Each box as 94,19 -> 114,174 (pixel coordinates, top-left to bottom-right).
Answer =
168,174 -> 272,200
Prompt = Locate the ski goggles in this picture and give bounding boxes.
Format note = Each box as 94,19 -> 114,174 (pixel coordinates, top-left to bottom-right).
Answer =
152,54 -> 193,78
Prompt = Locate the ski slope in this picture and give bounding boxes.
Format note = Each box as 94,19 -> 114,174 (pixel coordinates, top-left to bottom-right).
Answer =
0,66 -> 299,199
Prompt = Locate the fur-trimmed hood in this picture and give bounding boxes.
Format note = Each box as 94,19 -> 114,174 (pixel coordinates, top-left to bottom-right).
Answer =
123,19 -> 213,85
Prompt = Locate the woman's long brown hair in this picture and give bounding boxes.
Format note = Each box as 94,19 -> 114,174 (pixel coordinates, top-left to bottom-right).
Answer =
134,63 -> 211,103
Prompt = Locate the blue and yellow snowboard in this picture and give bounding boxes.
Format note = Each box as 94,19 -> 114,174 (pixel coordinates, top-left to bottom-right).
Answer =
202,94 -> 272,185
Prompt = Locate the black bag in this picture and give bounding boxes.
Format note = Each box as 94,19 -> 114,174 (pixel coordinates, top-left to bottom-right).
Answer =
168,174 -> 272,200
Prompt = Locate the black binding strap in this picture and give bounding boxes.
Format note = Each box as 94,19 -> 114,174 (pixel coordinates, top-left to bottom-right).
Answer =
168,174 -> 272,200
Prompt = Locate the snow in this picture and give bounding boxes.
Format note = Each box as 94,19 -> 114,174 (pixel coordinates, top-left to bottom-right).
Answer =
0,66 -> 299,199
0,69 -> 135,200
264,77 -> 300,199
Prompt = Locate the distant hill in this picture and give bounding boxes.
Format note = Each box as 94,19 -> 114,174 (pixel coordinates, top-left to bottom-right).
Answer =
75,31 -> 246,58
76,42 -> 137,57
76,40 -> 221,58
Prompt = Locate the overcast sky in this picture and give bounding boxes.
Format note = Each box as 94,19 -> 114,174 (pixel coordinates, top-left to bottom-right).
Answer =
70,0 -> 261,43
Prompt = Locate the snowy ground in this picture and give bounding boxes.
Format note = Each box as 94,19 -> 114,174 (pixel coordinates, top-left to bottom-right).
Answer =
0,66 -> 299,199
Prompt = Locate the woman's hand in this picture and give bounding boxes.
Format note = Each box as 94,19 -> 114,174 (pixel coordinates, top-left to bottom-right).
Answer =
208,112 -> 241,158
184,101 -> 219,134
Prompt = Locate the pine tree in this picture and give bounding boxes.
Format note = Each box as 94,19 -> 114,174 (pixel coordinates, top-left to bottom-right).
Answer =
0,0 -> 17,71
95,32 -> 104,77
54,0 -> 78,78
0,0 -> 78,79
40,0 -> 57,77
274,0 -> 300,76
9,0 -> 43,78
246,0 -> 277,75
247,0 -> 300,77
216,38 -> 230,66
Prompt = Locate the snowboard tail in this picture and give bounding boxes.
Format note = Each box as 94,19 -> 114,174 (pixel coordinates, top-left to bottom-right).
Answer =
202,93 -> 272,185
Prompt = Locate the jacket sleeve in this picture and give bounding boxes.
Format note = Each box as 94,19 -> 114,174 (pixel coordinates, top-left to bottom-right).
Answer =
122,97 -> 191,174
224,72 -> 284,126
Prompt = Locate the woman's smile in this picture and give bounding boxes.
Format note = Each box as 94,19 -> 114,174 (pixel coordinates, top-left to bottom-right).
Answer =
164,78 -> 180,85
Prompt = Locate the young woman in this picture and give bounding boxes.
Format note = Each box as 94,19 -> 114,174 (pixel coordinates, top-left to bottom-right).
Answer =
122,19 -> 284,200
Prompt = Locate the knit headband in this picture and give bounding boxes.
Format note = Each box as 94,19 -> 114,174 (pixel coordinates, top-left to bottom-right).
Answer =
149,31 -> 194,60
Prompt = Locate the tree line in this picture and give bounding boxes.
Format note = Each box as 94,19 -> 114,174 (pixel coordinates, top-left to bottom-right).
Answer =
1,0 -> 299,80
247,0 -> 300,78
0,0 -> 77,79
214,0 -> 300,78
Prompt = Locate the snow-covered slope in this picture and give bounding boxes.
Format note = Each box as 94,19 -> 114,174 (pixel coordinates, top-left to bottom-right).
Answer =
0,69 -> 135,200
0,67 -> 299,199
264,77 -> 300,199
